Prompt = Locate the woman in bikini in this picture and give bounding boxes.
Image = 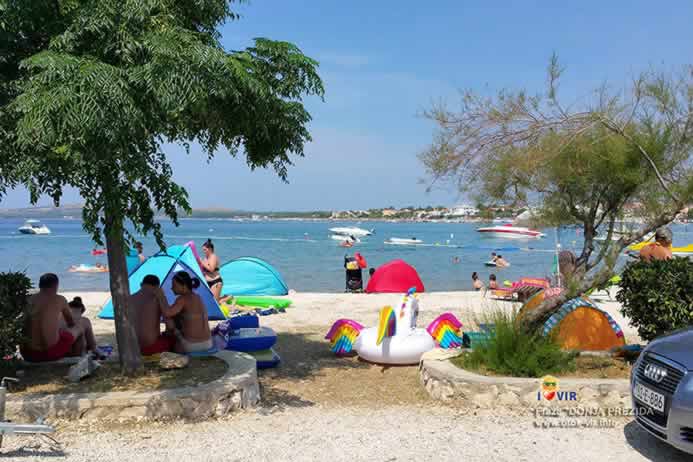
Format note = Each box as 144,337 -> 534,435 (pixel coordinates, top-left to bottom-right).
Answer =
198,239 -> 223,301
155,271 -> 212,353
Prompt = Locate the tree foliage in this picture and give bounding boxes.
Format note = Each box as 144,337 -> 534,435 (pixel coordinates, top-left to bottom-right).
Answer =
421,56 -> 692,329
617,258 -> 693,341
1,0 -> 324,372
0,271 -> 31,360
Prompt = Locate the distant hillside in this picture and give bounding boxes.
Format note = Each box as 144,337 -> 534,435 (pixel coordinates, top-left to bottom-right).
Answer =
0,204 -> 331,219
0,204 -> 83,218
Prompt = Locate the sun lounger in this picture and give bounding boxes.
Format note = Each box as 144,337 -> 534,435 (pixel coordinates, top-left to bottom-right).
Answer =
491,277 -> 551,302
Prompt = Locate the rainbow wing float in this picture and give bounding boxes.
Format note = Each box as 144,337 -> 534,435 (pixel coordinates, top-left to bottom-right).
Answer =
426,313 -> 463,348
376,306 -> 397,345
325,319 -> 364,356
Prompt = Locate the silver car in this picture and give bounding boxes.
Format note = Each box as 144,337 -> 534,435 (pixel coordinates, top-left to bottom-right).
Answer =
631,327 -> 693,455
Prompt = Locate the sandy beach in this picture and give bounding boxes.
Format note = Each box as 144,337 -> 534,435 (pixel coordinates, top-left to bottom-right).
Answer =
68,289 -> 639,348
4,291 -> 673,462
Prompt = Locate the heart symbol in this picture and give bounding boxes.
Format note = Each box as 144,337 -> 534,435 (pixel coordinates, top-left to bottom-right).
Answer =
543,391 -> 556,401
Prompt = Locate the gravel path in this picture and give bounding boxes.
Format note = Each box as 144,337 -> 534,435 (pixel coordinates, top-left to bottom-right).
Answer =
1,406 -> 688,461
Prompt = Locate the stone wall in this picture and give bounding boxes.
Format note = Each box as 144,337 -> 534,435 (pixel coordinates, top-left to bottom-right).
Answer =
7,350 -> 260,421
420,359 -> 632,410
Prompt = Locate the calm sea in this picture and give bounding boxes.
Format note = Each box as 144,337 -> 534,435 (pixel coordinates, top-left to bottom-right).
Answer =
1,218 -> 690,292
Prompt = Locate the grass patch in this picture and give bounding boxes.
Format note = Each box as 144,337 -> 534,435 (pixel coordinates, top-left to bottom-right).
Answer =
453,309 -> 576,378
0,357 -> 227,396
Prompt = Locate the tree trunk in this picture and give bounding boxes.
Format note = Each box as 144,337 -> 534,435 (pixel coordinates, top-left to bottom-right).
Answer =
104,210 -> 142,375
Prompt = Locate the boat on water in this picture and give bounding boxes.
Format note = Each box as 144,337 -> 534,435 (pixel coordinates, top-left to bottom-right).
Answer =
329,227 -> 373,237
476,224 -> 544,239
330,234 -> 361,243
18,219 -> 51,235
385,237 -> 424,245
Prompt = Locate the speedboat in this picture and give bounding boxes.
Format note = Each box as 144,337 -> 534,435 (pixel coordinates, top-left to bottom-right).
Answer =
329,227 -> 373,237
18,219 -> 51,235
385,237 -> 424,245
476,224 -> 544,239
330,234 -> 361,243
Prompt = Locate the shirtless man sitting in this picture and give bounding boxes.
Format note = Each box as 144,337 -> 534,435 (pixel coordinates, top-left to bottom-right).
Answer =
130,275 -> 176,356
640,227 -> 673,262
21,273 -> 90,362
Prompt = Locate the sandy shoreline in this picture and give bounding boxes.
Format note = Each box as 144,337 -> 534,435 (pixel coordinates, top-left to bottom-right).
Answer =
65,289 -> 639,348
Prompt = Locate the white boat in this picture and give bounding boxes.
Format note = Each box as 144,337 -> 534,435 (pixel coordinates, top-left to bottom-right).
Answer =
386,237 -> 424,245
476,224 -> 544,239
329,227 -> 373,237
330,234 -> 361,243
18,219 -> 51,235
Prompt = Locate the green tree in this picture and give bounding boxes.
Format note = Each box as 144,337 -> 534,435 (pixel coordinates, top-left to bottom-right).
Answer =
421,56 -> 692,330
1,0 -> 323,373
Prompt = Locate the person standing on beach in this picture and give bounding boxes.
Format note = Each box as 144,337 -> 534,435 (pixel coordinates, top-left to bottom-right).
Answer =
472,272 -> 484,291
640,227 -> 673,262
198,239 -> 223,300
135,241 -> 146,264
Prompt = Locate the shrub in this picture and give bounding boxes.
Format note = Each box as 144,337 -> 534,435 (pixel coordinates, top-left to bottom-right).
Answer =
0,272 -> 32,359
454,309 -> 576,377
617,257 -> 693,341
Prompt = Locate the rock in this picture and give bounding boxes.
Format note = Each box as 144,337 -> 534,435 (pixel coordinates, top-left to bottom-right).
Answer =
497,392 -> 520,407
579,387 -> 598,401
602,390 -> 623,408
471,393 -> 496,408
67,356 -> 99,383
160,352 -> 189,369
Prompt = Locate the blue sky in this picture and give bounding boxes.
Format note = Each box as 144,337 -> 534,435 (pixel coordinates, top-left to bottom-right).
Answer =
3,0 -> 692,211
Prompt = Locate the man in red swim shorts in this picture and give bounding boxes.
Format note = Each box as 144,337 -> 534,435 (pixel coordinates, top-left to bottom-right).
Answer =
21,273 -> 86,362
131,275 -> 176,356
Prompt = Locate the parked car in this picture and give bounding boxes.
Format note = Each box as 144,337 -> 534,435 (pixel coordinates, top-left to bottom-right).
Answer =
631,326 -> 693,455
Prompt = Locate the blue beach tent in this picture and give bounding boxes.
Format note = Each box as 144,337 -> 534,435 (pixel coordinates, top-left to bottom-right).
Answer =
98,244 -> 225,320
219,257 -> 289,296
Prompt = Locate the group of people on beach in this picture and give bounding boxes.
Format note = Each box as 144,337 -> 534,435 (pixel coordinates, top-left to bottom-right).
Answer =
20,238 -> 227,362
21,269 -> 213,362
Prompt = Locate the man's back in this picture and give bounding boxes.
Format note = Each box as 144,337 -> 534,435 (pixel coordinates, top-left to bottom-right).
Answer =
640,242 -> 673,261
130,289 -> 162,348
27,292 -> 66,350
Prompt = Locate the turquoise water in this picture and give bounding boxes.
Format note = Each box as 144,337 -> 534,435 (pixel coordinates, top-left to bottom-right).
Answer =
1,218 -> 690,292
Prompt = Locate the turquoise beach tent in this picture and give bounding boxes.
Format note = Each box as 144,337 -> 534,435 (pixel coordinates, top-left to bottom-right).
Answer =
98,244 -> 225,320
219,257 -> 288,296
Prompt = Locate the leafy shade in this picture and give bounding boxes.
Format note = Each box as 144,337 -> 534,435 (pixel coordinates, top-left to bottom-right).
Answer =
2,0 -> 324,246
0,0 -> 323,373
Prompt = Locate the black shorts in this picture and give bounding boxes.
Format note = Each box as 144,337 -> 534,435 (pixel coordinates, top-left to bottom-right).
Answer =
207,277 -> 223,287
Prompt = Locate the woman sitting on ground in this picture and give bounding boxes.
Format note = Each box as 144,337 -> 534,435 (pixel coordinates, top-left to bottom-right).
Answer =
198,238 -> 223,301
154,271 -> 212,353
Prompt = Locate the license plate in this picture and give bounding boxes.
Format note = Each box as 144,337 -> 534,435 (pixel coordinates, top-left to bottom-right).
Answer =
634,382 -> 665,413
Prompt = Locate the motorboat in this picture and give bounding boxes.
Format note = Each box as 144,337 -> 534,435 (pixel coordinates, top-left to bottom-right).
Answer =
476,224 -> 544,239
330,234 -> 361,243
385,237 -> 424,245
329,227 -> 373,237
18,219 -> 51,235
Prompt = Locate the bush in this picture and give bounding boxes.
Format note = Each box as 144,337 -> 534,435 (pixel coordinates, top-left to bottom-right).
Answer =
0,272 -> 31,359
454,309 -> 576,377
617,257 -> 693,341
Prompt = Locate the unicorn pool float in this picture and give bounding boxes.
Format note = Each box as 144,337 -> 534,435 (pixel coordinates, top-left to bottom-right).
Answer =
325,288 -> 463,365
